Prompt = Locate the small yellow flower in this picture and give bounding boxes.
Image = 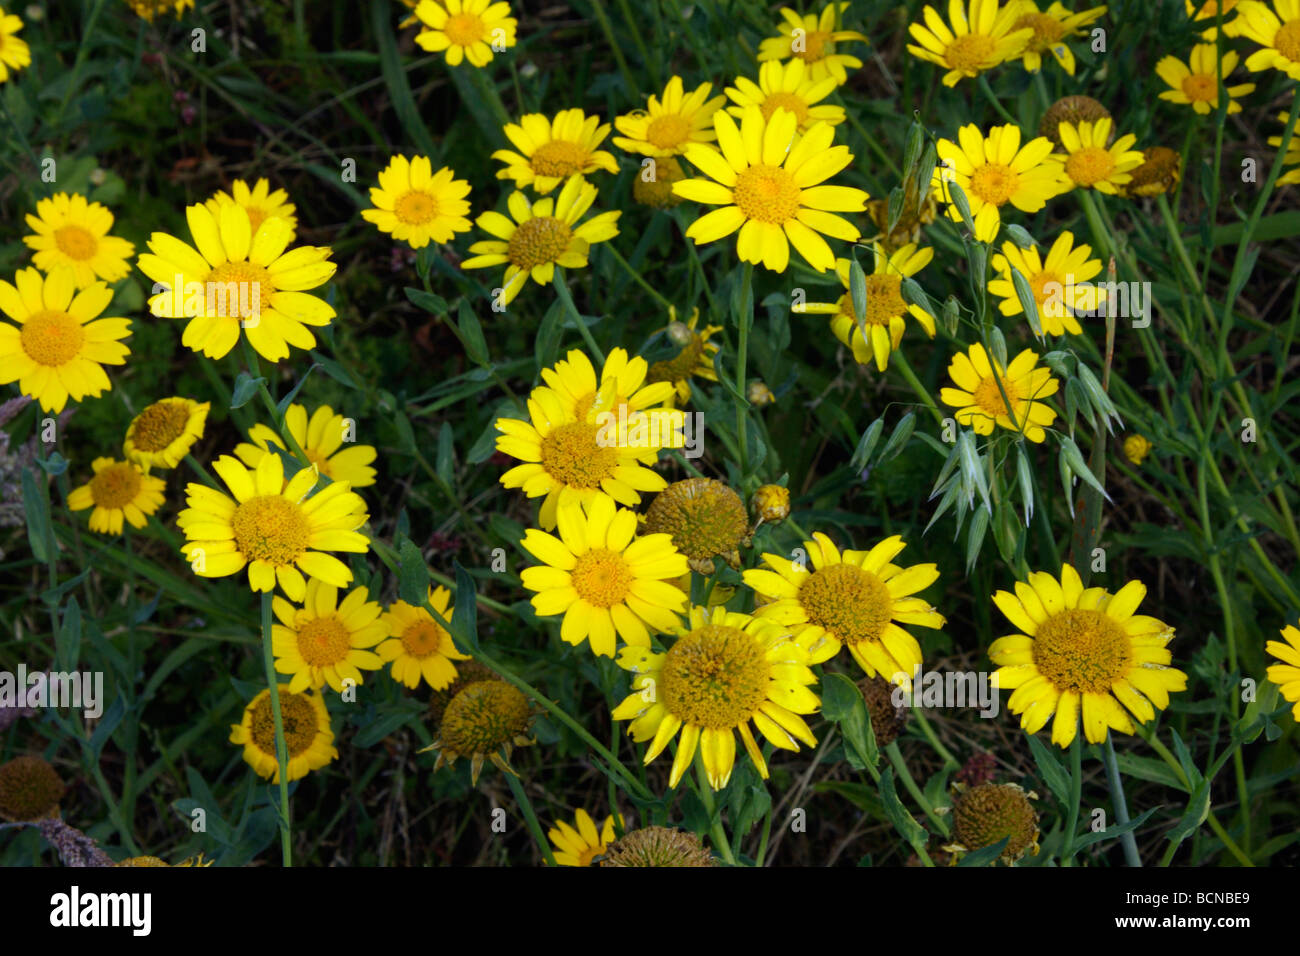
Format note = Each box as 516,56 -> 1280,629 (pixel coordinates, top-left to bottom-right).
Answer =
492,108 -> 619,194
0,5 -> 32,84
752,484 -> 791,523
123,397 -> 210,470
1156,44 -> 1255,114
674,104 -> 869,273
1269,110 -> 1300,185
1265,624 -> 1300,722
1236,0 -> 1300,79
229,686 -> 337,783
907,0 -> 1034,86
1122,433 -> 1152,465
234,403 -> 378,489
1185,0 -> 1246,38
23,193 -> 136,290
426,679 -> 535,783
987,231 -> 1104,336
940,342 -> 1060,442
413,0 -> 517,68
1054,117 -> 1145,194
724,59 -> 846,132
1122,146 -> 1184,197
124,0 -> 195,20
362,156 -> 472,249
646,307 -> 722,407
272,579 -> 387,693
68,458 -> 165,535
548,810 -> 621,866
613,76 -> 725,157
1008,1 -> 1107,75
378,586 -> 470,690
758,3 -> 867,85
204,178 -> 298,237
461,177 -> 621,307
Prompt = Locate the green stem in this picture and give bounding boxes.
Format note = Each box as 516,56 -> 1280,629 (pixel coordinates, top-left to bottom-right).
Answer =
886,741 -> 949,836
735,261 -> 754,478
260,592 -> 292,866
504,772 -> 557,866
978,75 -> 1018,126
588,0 -> 640,97
605,244 -> 674,310
554,268 -> 605,364
183,453 -> 220,490
1060,734 -> 1082,866
1102,734 -> 1141,866
694,761 -> 738,865
891,351 -> 943,424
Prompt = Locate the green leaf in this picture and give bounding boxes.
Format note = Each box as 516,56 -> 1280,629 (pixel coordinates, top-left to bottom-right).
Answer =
397,537 -> 430,605
1058,434 -> 1111,503
436,422 -> 455,485
450,560 -> 481,655
21,468 -> 55,564
372,0 -> 438,157
878,412 -> 916,464
957,837 -> 1010,867
1074,806 -> 1161,850
1027,733 -> 1072,807
58,598 -> 82,673
276,364 -> 319,418
404,287 -> 449,316
230,371 -> 265,409
879,768 -> 929,850
457,300 -> 489,366
849,418 -> 884,473
535,299 -> 566,374
1010,264 -> 1043,339
849,251 -> 869,334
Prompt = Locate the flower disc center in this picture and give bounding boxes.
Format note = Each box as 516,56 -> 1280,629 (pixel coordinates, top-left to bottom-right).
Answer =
732,164 -> 801,224
507,216 -> 573,271
659,624 -> 770,729
1032,607 -> 1132,694
230,495 -> 311,567
20,310 -> 85,366
798,563 -> 893,647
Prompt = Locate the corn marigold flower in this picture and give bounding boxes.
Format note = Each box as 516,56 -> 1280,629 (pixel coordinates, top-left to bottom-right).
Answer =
1265,624 -> 1300,721
462,176 -> 620,307
0,5 -> 32,84
425,679 -> 534,783
0,269 -> 130,413
539,347 -> 683,452
1186,0 -> 1246,37
675,105 -> 868,273
752,483 -> 791,524
613,76 -> 725,157
866,173 -> 937,251
123,396 -> 210,470
493,108 -> 618,194
1156,44 -> 1255,114
632,156 -> 688,209
1122,433 -> 1152,465
548,809 -> 620,866
991,565 -> 1188,747
272,580 -> 387,693
137,203 -> 336,363
494,383 -> 669,531
747,380 -> 775,406
941,342 -> 1059,441
1008,0 -> 1107,75
23,193 -> 136,290
177,452 -> 370,601
362,156 -> 471,249
935,124 -> 1067,243
724,58 -> 846,132
229,685 -> 337,783
1268,111 -> 1300,185
643,478 -> 750,575
1122,146 -> 1184,197
203,178 -> 298,237
234,403 -> 377,489
1054,117 -> 1144,194
68,457 -> 165,535
413,0 -> 517,67
0,755 -> 64,822
378,585 -> 470,690
744,532 -> 945,683
1038,94 -> 1111,147
943,782 -> 1040,863
613,605 -> 820,789
428,658 -> 498,727
758,3 -> 867,85
520,496 -> 688,656
125,0 -> 194,19
1236,0 -> 1300,79
800,247 -> 937,371
646,307 -> 722,407
907,0 -> 1034,86
987,230 -> 1103,335
600,827 -> 714,866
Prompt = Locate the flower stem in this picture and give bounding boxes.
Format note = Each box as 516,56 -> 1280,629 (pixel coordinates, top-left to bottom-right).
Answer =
978,75 -> 1018,126
735,261 -> 754,478
605,243 -> 674,310
504,772 -> 557,866
1102,734 -> 1141,866
694,761 -> 738,865
554,268 -> 605,364
891,350 -> 943,424
1060,734 -> 1082,866
260,592 -> 292,866
886,741 -> 949,837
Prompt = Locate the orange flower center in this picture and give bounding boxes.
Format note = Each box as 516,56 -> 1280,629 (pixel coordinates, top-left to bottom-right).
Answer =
529,140 -> 589,180
401,618 -> 448,659
732,164 -> 801,224
1032,608 -> 1131,694
444,11 -> 487,46
646,114 -> 692,152
946,32 -> 998,72
1065,147 -> 1116,186
793,29 -> 830,63
297,616 -> 352,667
248,690 -> 318,757
840,274 -> 906,327
1012,12 -> 1066,52
570,548 -> 634,608
53,224 -> 99,261
90,462 -> 142,510
1275,19 -> 1300,61
761,92 -> 810,126
659,624 -> 770,729
394,189 -> 439,225
203,261 -> 274,319
798,563 -> 893,648
507,216 -> 572,271
1181,73 -> 1218,102
20,310 -> 85,366
968,162 -> 1020,206
230,495 -> 310,566
972,375 -> 1022,419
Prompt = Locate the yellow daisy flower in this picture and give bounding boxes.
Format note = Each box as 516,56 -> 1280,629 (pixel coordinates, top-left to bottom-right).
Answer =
987,230 -> 1103,335
1265,624 -> 1300,721
613,76 -> 726,158
378,585 -> 470,690
0,6 -> 31,83
548,810 -> 620,866
492,108 -> 618,194
1269,110 -> 1300,184
203,178 -> 298,237
989,565 -> 1188,747
0,269 -> 131,413
798,247 -> 936,371
1054,117 -> 1144,194
362,156 -> 472,249
67,457 -> 165,535
1236,0 -> 1300,79
1156,44 -> 1255,114
520,496 -> 689,657
413,0 -> 517,68
461,176 -> 621,307
674,104 -> 868,273
724,58 -> 846,132
425,679 -> 535,783
1008,1 -> 1108,75
743,532 -> 945,686
272,579 -> 387,693
646,307 -> 722,407
125,0 -> 195,19
137,203 -> 336,363
234,403 -> 378,489
495,382 -> 671,530
612,604 -> 820,790
934,123 -> 1067,242
177,452 -> 370,602
907,0 -> 1035,86
1186,0 -> 1245,38
757,3 -> 867,85
23,193 -> 136,290
123,396 -> 210,470
940,342 -> 1059,442
229,685 -> 337,783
